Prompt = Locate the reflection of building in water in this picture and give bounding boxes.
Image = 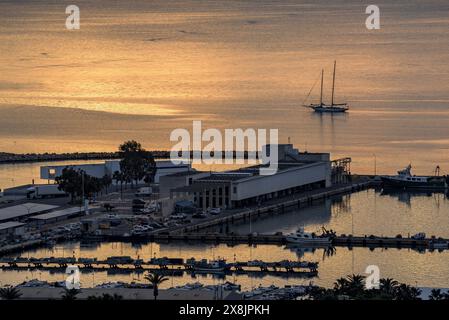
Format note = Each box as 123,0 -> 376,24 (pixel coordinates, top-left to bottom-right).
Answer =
330,194 -> 351,218
223,198 -> 333,235
286,246 -> 337,260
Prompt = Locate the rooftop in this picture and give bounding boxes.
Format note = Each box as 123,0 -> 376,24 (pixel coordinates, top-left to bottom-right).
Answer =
163,169 -> 203,177
194,162 -> 311,183
0,203 -> 59,222
0,221 -> 25,231
30,207 -> 83,221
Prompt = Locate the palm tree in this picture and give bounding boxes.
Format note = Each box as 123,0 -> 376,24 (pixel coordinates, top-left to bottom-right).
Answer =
101,174 -> 113,194
333,274 -> 365,298
394,284 -> 421,300
0,286 -> 22,300
333,277 -> 350,294
61,288 -> 81,300
145,271 -> 169,300
113,170 -> 124,198
379,278 -> 399,296
429,289 -> 444,300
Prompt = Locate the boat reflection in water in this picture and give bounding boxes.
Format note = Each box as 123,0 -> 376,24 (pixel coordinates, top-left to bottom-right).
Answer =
379,188 -> 448,207
285,226 -> 335,246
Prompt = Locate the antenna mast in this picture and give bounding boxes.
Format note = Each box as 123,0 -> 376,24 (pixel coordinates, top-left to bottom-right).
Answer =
331,61 -> 336,106
320,69 -> 324,105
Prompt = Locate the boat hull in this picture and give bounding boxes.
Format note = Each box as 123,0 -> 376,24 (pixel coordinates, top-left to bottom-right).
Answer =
381,176 -> 447,190
193,267 -> 226,273
311,106 -> 348,113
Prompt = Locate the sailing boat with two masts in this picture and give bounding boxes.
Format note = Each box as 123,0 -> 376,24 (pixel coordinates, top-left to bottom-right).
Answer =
304,61 -> 349,113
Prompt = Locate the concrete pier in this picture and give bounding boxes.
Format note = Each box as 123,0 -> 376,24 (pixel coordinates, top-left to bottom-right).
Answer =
167,181 -> 372,234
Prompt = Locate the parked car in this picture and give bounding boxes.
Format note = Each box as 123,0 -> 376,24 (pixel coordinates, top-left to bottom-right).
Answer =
170,213 -> 187,220
209,208 -> 221,215
135,187 -> 152,197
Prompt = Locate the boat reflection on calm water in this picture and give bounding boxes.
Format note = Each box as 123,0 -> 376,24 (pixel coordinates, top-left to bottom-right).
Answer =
379,188 -> 448,207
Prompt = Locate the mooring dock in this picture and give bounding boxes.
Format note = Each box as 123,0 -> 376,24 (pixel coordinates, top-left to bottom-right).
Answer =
106,233 -> 449,250
0,257 -> 318,278
166,180 -> 372,234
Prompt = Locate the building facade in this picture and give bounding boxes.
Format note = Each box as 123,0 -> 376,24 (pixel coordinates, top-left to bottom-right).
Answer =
40,160 -> 191,184
167,144 -> 343,211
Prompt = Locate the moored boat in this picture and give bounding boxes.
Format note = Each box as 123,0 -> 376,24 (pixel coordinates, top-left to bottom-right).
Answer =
381,165 -> 448,190
191,258 -> 228,273
285,227 -> 333,246
304,61 -> 349,113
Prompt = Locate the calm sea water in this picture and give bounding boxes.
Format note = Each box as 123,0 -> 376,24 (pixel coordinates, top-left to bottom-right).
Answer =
1,189 -> 449,290
1,0 -> 449,174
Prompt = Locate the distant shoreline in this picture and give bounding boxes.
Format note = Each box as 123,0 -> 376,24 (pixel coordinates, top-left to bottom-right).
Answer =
0,151 -> 259,164
0,151 -> 170,164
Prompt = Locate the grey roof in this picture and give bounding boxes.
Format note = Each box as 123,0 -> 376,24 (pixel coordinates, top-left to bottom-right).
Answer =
163,170 -> 202,177
197,173 -> 253,182
30,207 -> 83,221
0,203 -> 59,222
0,221 -> 25,231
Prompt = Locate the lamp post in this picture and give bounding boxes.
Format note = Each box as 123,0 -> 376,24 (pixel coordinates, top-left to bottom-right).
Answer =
373,154 -> 377,176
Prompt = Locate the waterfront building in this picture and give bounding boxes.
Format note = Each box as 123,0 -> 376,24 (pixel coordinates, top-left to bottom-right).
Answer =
163,144 -> 350,211
40,160 -> 191,184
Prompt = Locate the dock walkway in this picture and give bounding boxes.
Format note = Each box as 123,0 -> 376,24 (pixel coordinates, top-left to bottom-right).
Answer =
166,180 -> 372,234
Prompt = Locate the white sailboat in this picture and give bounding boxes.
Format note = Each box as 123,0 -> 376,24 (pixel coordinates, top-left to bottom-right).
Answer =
304,61 -> 349,113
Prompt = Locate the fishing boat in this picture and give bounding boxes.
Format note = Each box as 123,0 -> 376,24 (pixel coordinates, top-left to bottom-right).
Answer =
192,258 -> 228,273
381,165 -> 448,190
285,226 -> 333,246
304,61 -> 349,113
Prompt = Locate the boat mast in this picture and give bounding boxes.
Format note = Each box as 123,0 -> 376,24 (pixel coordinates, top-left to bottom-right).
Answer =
320,69 -> 324,105
331,60 -> 336,106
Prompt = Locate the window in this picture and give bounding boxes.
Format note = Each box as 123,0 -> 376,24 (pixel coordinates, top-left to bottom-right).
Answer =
49,168 -> 56,177
233,187 -> 237,194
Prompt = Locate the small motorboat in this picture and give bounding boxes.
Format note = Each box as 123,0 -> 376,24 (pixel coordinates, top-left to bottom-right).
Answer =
192,258 -> 228,273
285,226 -> 333,246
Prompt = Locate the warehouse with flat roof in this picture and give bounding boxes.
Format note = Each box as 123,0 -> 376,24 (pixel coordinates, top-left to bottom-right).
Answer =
29,207 -> 84,225
0,203 -> 58,222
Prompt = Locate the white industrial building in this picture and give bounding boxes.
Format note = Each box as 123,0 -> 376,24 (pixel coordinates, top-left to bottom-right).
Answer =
165,144 -> 350,211
40,160 -> 191,184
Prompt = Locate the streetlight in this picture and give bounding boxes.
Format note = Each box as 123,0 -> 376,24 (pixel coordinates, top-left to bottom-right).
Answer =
373,154 -> 377,176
